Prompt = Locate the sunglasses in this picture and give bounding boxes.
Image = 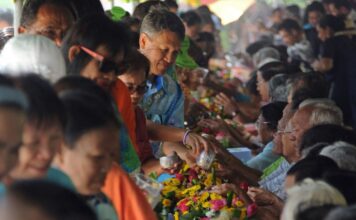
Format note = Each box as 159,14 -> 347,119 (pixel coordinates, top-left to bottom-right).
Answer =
126,83 -> 148,95
79,46 -> 128,75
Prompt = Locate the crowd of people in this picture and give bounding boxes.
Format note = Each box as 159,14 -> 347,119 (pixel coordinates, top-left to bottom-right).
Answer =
0,0 -> 355,219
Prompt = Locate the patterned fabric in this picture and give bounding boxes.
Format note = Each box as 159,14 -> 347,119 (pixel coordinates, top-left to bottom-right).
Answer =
246,141 -> 280,171
259,158 -> 292,200
139,74 -> 184,155
261,156 -> 284,179
83,192 -> 119,220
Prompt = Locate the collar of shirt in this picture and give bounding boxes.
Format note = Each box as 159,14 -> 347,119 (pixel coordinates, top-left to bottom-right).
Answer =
146,75 -> 167,97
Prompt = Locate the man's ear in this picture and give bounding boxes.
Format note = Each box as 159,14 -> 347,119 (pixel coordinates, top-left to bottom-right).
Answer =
18,26 -> 27,34
139,33 -> 149,50
68,45 -> 81,62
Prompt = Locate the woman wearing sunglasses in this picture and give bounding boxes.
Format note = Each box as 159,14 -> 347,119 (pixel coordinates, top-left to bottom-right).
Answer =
61,13 -> 141,173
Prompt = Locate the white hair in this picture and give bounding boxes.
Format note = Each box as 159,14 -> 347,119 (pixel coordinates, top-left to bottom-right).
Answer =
281,179 -> 347,220
0,34 -> 66,83
299,99 -> 343,127
253,47 -> 281,67
320,141 -> 356,172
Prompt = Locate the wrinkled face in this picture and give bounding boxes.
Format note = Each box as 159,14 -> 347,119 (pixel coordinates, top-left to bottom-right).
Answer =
278,29 -> 299,46
256,114 -> 274,145
273,104 -> 293,155
118,70 -> 147,106
79,46 -> 124,91
308,11 -> 322,27
0,196 -> 53,220
60,126 -> 118,195
9,121 -> 62,180
257,72 -> 269,102
185,23 -> 201,40
0,108 -> 25,180
282,120 -> 299,161
20,3 -> 74,47
140,31 -> 181,76
289,108 -> 312,150
316,25 -> 332,42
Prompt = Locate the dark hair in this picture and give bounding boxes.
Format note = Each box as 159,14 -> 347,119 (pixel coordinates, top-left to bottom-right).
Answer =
140,9 -> 185,41
0,74 -> 27,110
180,10 -> 202,27
272,7 -> 282,14
133,0 -> 168,21
245,40 -> 272,56
261,101 -> 288,130
290,73 -> 329,110
60,91 -> 119,147
296,205 -> 338,220
246,71 -> 259,96
8,180 -> 97,220
0,9 -> 13,25
306,1 -> 325,15
124,50 -> 150,77
14,74 -> 66,129
323,169 -> 356,204
259,64 -> 286,81
286,4 -> 301,19
164,0 -> 178,9
196,31 -> 215,43
61,13 -> 131,75
304,2 -> 325,24
121,16 -> 140,29
278,18 -> 302,33
287,156 -> 339,182
20,0 -> 74,27
300,124 -> 356,153
330,0 -> 352,9
319,15 -> 346,32
54,75 -> 115,115
64,0 -> 104,19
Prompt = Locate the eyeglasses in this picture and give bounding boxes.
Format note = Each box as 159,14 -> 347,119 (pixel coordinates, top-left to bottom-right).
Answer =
79,46 -> 128,75
126,83 -> 148,95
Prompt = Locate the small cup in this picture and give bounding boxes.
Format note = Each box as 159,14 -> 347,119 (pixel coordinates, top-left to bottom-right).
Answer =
160,153 -> 180,169
132,173 -> 162,208
196,150 -> 216,170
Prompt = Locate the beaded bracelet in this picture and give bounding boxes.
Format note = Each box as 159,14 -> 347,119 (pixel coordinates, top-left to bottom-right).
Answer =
182,129 -> 192,145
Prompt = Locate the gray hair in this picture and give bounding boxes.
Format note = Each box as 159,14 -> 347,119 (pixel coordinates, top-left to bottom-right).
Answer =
299,99 -> 343,127
320,141 -> 356,172
281,179 -> 347,220
140,9 -> 185,41
252,47 -> 281,67
269,74 -> 290,102
325,205 -> 356,220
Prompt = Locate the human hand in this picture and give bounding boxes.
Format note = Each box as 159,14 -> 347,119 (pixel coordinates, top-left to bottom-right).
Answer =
214,93 -> 238,116
247,187 -> 278,206
198,118 -> 229,134
185,132 -> 211,156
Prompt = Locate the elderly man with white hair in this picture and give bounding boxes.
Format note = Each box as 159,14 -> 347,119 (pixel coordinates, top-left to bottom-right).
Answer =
289,98 -> 344,149
320,141 -> 356,172
281,179 -> 347,220
0,34 -> 66,83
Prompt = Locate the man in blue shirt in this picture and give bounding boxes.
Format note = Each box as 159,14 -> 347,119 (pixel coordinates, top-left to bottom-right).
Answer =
139,9 -> 185,129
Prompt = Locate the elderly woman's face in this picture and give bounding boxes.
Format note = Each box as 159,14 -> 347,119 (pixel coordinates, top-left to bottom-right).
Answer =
0,108 -> 25,180
59,126 -> 118,195
139,31 -> 181,75
9,121 -> 63,181
79,45 -> 123,91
